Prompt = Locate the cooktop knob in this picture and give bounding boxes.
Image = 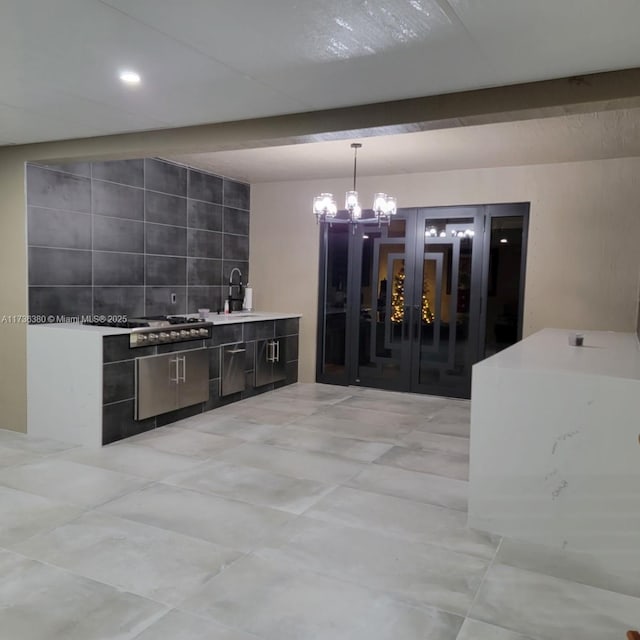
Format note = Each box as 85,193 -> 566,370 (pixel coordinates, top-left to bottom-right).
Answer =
180,330 -> 190,337
198,328 -> 209,336
159,332 -> 170,340
190,329 -> 200,336
169,331 -> 179,338
147,333 -> 158,341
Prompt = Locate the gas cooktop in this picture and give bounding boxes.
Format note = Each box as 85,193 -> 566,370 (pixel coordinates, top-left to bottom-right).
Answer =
83,315 -> 213,347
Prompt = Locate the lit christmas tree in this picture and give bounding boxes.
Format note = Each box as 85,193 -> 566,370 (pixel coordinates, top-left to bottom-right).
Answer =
390,268 -> 434,324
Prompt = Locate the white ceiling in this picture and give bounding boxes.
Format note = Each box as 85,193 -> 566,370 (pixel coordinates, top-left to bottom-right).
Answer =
2,0 -> 640,146
167,107 -> 640,182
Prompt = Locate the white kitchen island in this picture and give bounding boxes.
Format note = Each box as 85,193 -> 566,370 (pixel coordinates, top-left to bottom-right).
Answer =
469,328 -> 640,576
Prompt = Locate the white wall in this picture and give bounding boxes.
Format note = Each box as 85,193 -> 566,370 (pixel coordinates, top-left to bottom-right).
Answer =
250,157 -> 640,382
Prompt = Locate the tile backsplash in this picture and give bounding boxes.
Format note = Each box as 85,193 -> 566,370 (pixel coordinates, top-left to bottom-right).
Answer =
27,158 -> 249,320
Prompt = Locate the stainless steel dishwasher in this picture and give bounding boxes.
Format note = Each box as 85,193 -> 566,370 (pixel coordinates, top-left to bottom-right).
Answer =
136,349 -> 209,420
220,342 -> 247,396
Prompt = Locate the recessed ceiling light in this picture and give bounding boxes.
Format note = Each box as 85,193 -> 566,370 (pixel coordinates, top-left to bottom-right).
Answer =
500,238 -> 508,244
119,70 -> 141,86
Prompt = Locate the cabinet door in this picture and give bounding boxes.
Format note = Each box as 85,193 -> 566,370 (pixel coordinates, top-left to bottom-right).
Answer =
272,338 -> 286,383
221,343 -> 247,396
136,353 -> 179,420
254,339 -> 273,387
177,349 -> 210,409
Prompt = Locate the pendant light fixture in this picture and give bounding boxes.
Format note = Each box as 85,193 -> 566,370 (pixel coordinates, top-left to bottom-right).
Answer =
313,143 -> 397,227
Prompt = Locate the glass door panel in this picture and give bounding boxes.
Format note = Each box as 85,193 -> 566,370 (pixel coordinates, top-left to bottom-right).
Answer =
354,217 -> 412,390
483,214 -> 527,357
412,215 -> 480,397
317,224 -> 350,383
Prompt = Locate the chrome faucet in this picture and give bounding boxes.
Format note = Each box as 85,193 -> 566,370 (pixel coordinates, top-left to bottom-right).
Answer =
228,268 -> 244,311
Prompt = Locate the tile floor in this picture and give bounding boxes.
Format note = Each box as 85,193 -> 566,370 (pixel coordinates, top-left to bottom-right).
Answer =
0,383 -> 638,640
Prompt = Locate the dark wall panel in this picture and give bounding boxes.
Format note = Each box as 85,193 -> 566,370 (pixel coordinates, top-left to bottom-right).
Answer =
27,159 -> 250,319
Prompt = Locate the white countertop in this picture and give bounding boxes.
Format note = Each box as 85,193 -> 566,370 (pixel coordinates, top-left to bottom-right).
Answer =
28,312 -> 301,336
477,328 -> 640,381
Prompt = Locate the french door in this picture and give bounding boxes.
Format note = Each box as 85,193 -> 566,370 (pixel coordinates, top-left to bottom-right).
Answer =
317,203 -> 529,398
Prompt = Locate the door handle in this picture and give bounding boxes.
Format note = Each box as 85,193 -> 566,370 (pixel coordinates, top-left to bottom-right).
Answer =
402,306 -> 411,340
413,305 -> 421,342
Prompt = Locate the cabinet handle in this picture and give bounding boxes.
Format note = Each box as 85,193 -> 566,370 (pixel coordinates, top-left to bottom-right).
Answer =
169,357 -> 180,383
267,340 -> 276,363
274,340 -> 280,363
179,355 -> 186,383
227,348 -> 246,354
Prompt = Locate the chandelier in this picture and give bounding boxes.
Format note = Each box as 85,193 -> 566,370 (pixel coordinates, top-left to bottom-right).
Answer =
313,143 -> 397,226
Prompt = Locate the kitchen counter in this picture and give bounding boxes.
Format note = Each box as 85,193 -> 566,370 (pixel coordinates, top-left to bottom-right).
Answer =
35,311 -> 302,335
27,313 -> 301,448
469,328 -> 640,577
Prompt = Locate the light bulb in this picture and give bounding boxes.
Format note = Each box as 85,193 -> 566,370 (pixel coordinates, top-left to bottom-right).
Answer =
352,204 -> 362,220
439,231 -> 446,238
386,196 -> 397,216
373,193 -> 387,213
345,191 -> 359,211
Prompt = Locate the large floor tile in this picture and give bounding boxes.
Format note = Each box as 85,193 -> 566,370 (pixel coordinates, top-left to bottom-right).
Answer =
417,405 -> 471,437
0,428 -> 77,455
256,517 -> 489,616
59,442 -> 206,480
456,619 -> 539,640
216,442 -> 365,484
0,458 -> 149,507
99,482 -> 293,551
294,413 -> 412,444
0,484 -> 83,547
127,427 -> 241,458
306,486 -> 498,559
375,446 -> 469,480
339,393 -> 451,417
469,563 -> 640,640
347,464 -> 468,512
13,511 -> 242,607
271,383 -> 353,404
320,404 -> 426,429
212,404 -> 300,426
132,609 -> 261,640
399,430 -> 470,456
260,424 -> 393,462
0,444 -> 40,468
182,554 -> 463,640
165,458 -> 333,514
0,549 -> 166,640
177,414 -> 283,441
238,395 -> 324,417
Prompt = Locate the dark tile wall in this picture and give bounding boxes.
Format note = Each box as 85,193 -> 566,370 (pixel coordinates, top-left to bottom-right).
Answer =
102,319 -> 299,444
27,159 -> 250,320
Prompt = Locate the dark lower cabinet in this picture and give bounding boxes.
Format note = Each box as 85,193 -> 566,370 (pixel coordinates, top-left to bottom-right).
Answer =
102,318 -> 299,445
255,338 -> 287,387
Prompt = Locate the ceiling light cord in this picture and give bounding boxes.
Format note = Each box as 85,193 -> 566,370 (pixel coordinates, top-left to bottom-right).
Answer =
351,142 -> 361,192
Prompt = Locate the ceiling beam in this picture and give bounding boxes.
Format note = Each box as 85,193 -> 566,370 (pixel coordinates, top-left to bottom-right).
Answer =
5,66 -> 640,163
